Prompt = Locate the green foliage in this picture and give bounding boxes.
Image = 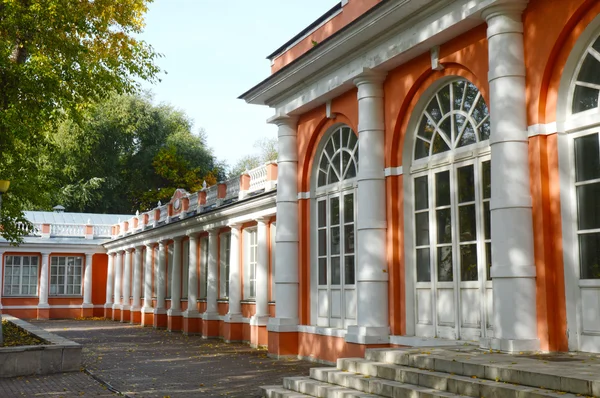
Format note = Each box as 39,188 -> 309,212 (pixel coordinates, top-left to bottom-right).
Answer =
49,93 -> 225,214
0,0 -> 160,244
228,137 -> 278,178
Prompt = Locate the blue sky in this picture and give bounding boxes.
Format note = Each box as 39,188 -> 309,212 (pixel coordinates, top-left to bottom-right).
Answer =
139,0 -> 338,168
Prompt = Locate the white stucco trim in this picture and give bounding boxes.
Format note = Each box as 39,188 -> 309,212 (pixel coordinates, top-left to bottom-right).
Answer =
384,166 -> 403,177
390,335 -> 477,347
528,122 -> 558,137
297,325 -> 347,338
298,192 -> 311,200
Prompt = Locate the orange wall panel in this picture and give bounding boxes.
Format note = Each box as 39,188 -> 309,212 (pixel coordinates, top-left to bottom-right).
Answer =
91,253 -> 108,306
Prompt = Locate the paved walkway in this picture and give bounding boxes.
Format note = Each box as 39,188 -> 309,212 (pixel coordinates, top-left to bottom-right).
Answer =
0,319 -> 319,398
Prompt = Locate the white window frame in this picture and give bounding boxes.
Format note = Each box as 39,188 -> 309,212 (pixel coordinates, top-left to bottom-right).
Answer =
219,232 -> 231,299
244,228 -> 258,300
199,237 -> 208,299
3,255 -> 39,296
50,256 -> 83,296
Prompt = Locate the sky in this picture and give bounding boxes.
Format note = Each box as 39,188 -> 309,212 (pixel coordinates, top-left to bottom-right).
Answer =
138,0 -> 339,168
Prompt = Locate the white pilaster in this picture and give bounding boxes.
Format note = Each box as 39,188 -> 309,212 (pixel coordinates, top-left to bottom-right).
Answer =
113,251 -> 123,310
38,252 -> 51,308
251,218 -> 270,326
155,241 -> 167,313
267,115 -> 299,333
0,251 -> 4,310
346,69 -> 389,344
225,224 -> 243,322
105,252 -> 115,309
184,234 -> 199,317
122,249 -> 132,311
483,0 -> 539,352
203,229 -> 219,320
142,243 -> 154,313
168,236 -> 183,316
131,246 -> 143,312
83,253 -> 94,306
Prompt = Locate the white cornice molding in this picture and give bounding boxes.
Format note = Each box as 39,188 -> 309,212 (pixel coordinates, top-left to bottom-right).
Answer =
0,244 -> 106,254
384,166 -> 404,177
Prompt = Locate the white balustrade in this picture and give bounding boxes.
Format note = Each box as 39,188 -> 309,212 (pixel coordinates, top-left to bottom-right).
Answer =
93,225 -> 113,238
50,223 -> 85,237
188,192 -> 198,212
248,164 -> 268,193
225,178 -> 240,201
206,185 -> 218,207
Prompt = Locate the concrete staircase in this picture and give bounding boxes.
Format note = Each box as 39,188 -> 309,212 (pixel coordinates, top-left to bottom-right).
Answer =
262,347 -> 600,398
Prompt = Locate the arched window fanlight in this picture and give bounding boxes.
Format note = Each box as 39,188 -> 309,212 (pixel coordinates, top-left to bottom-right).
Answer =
317,126 -> 358,187
414,80 -> 490,160
571,36 -> 600,114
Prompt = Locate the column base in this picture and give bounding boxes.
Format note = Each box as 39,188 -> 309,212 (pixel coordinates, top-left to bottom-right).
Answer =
153,308 -> 167,329
183,310 -> 202,335
345,325 -> 390,345
223,313 -> 244,342
81,304 -> 94,318
130,306 -> 141,324
120,305 -> 131,323
37,305 -> 50,320
480,337 -> 540,353
104,304 -> 113,319
112,304 -> 121,321
201,312 -> 220,338
141,307 -> 154,327
267,317 -> 299,332
167,309 -> 183,332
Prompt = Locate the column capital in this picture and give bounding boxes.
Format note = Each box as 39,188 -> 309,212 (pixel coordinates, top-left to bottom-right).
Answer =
227,222 -> 243,232
186,231 -> 201,239
481,0 -> 528,25
84,252 -> 94,259
255,216 -> 272,225
171,235 -> 185,242
207,228 -> 218,238
353,68 -> 387,88
267,114 -> 298,128
40,251 -> 51,257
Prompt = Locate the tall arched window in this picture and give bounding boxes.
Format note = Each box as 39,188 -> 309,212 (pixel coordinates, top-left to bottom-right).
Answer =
409,79 -> 492,341
571,35 -> 600,115
313,125 -> 358,328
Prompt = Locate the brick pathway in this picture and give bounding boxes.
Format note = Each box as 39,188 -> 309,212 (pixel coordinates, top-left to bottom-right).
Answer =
2,319 -> 319,398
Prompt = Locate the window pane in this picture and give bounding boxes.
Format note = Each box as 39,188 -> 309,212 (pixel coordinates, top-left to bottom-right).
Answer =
482,161 -> 491,199
415,138 -> 431,160
331,227 -> 340,255
415,212 -> 430,246
344,256 -> 355,285
344,225 -> 355,254
6,256 -> 12,266
457,165 -> 475,203
579,233 -> 600,279
318,230 -> 327,256
425,99 -> 443,125
331,257 -> 341,285
416,248 -> 431,282
578,53 -> 600,86
318,200 -> 326,228
344,194 -> 354,223
460,244 -> 478,281
23,257 -> 29,266
574,133 -> 600,182
457,123 -> 477,148
436,209 -> 452,244
459,205 -> 476,242
31,257 -> 38,266
486,243 -> 492,281
577,182 -> 600,230
435,171 -> 450,206
414,176 -> 428,211
484,202 -> 491,240
432,133 -> 450,155
330,197 -> 340,225
437,247 -> 453,282
318,258 -> 327,285
573,85 -> 599,114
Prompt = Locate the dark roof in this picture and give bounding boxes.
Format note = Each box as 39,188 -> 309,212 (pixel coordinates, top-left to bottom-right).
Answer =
266,2 -> 342,60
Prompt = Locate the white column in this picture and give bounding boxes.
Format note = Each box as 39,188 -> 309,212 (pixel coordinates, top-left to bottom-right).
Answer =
225,224 -> 242,322
112,251 -> 123,310
105,252 -> 115,309
185,233 -> 199,317
131,246 -> 143,312
168,236 -> 183,315
142,243 -> 154,312
203,229 -> 219,318
39,252 -> 51,308
155,240 -> 167,312
122,249 -> 132,311
0,251 -> 5,310
346,69 -> 389,344
483,1 -> 538,352
83,253 -> 94,306
252,218 -> 270,324
268,115 -> 299,333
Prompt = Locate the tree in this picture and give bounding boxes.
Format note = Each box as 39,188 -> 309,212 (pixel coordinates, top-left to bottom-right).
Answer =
228,137 -> 278,178
0,0 -> 160,244
48,93 -> 225,214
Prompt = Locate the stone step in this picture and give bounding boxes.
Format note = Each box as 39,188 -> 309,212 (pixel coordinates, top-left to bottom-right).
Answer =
335,358 -> 579,398
364,348 -> 599,397
262,385 -> 314,398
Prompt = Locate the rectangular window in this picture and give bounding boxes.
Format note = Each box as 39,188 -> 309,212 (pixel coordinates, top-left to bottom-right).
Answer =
246,229 -> 258,299
3,255 -> 39,296
220,233 -> 231,299
200,237 -> 208,299
182,240 -> 189,299
50,256 -> 83,295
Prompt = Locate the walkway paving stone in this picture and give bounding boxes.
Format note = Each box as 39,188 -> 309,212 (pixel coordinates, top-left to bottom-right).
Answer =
19,319 -> 319,398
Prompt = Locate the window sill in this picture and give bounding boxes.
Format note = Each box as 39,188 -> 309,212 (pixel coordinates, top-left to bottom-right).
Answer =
49,295 -> 83,298
2,295 -> 39,298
